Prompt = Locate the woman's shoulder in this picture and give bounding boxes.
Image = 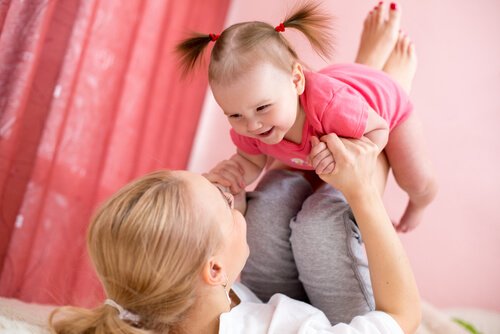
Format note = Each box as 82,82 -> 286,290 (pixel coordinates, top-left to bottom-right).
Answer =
220,287 -> 403,334
219,293 -> 326,333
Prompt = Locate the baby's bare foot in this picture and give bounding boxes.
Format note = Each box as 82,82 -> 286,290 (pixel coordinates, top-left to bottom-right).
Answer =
382,31 -> 417,93
395,202 -> 424,233
355,2 -> 401,70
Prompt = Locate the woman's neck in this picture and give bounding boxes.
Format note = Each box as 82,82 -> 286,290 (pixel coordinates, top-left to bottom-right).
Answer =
179,286 -> 231,334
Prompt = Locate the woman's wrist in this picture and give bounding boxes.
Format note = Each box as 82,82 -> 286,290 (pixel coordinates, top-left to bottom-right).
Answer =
342,181 -> 380,205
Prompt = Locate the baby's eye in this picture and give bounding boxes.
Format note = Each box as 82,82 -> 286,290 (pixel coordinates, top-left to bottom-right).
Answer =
256,104 -> 270,112
228,114 -> 242,119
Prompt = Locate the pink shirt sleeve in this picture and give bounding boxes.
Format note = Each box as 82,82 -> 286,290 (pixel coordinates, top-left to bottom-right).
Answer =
321,86 -> 369,139
230,129 -> 262,155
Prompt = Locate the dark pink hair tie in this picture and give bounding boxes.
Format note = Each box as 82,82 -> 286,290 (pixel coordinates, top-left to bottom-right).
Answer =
209,33 -> 220,42
275,23 -> 285,32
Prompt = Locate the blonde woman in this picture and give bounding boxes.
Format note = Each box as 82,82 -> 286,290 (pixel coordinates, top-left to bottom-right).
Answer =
49,133 -> 420,334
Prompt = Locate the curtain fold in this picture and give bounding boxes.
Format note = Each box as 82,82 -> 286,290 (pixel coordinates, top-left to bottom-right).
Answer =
0,0 -> 230,306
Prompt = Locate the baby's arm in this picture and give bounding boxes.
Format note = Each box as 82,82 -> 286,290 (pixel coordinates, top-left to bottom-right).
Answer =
364,107 -> 389,152
204,150 -> 267,194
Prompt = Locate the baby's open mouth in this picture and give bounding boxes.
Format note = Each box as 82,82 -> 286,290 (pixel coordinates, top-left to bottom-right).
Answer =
258,127 -> 274,137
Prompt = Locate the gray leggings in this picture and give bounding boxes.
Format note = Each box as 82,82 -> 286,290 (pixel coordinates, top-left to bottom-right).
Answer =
241,169 -> 375,325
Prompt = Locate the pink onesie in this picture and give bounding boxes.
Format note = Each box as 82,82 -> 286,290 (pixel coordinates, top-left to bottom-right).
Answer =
230,63 -> 413,170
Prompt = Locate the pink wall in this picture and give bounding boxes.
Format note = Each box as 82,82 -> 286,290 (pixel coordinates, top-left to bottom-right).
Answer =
189,0 -> 500,311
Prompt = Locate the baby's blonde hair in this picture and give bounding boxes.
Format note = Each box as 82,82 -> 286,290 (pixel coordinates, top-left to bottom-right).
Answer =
49,170 -> 223,334
176,1 -> 335,84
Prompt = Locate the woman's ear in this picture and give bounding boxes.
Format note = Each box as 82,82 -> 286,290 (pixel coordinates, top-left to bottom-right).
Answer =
292,62 -> 305,95
201,256 -> 225,287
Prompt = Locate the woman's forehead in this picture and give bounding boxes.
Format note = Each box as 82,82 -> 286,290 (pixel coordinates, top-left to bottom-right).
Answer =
183,173 -> 224,206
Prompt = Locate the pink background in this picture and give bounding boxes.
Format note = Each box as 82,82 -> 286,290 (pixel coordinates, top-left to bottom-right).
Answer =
189,0 -> 500,311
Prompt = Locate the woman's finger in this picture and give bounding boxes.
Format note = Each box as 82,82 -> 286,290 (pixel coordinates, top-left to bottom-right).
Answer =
320,133 -> 348,161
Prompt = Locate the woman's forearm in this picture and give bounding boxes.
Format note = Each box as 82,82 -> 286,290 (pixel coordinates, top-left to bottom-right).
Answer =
346,187 -> 421,334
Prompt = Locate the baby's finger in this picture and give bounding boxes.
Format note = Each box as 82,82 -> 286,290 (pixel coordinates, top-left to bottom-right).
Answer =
310,136 -> 320,147
309,142 -> 328,161
310,148 -> 333,169
216,169 -> 244,193
315,154 -> 335,175
216,160 -> 245,177
322,161 -> 336,174
203,173 -> 232,189
213,162 -> 245,189
207,166 -> 243,193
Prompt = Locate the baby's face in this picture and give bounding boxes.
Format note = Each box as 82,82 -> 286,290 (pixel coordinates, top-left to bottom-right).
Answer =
211,62 -> 303,145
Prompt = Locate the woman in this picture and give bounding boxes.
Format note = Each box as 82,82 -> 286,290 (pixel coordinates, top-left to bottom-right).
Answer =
49,133 -> 421,333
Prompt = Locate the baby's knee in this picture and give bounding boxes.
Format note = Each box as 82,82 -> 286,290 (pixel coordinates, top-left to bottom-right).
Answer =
402,171 -> 438,201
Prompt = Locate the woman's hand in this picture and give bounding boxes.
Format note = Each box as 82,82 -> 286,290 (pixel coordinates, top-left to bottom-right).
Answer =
314,134 -> 379,198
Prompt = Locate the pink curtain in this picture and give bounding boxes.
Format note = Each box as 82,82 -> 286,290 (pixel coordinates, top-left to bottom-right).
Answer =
0,0 -> 230,306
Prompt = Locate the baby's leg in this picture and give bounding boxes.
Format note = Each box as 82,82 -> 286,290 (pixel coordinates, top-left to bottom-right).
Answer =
241,169 -> 312,302
385,114 -> 438,232
290,184 -> 375,325
382,30 -> 417,93
355,1 -> 401,70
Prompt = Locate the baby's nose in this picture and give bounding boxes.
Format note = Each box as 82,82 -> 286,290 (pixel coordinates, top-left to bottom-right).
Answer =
247,119 -> 262,132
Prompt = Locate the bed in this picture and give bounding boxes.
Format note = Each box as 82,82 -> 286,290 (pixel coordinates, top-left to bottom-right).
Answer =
1,296 -> 499,333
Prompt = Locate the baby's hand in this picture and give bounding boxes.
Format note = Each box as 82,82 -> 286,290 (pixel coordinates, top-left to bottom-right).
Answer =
309,136 -> 335,175
203,159 -> 246,194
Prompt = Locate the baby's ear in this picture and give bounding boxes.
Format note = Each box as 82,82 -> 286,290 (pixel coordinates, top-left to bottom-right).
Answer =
292,62 -> 305,95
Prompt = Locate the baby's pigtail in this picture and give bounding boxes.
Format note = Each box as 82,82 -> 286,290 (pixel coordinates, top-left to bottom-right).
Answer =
176,33 -> 216,76
282,1 -> 335,60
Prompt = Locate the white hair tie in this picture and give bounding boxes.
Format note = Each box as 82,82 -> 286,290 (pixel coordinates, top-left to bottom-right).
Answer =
104,298 -> 141,324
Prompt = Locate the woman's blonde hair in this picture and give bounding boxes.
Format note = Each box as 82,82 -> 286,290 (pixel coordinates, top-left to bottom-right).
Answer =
49,170 -> 223,333
176,1 -> 335,84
